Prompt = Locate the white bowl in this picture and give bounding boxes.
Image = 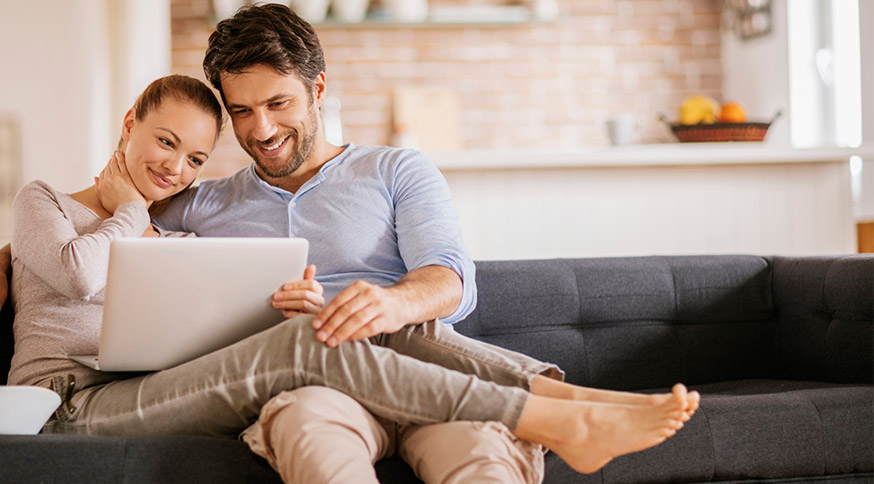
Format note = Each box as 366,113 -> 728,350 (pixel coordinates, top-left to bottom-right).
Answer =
0,385 -> 61,434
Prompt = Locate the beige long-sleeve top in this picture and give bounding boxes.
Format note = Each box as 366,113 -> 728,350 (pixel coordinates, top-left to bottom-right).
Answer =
7,180 -> 191,388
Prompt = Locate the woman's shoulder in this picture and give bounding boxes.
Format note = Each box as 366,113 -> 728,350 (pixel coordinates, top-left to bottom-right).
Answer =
12,180 -> 63,208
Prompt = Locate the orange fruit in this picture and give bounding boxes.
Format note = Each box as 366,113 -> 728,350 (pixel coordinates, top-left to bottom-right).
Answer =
719,102 -> 746,123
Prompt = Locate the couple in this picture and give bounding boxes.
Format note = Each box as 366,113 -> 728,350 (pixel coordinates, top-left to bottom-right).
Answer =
0,4 -> 699,484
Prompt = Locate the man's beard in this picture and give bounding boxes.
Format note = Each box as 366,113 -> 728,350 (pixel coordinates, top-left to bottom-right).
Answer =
243,106 -> 318,179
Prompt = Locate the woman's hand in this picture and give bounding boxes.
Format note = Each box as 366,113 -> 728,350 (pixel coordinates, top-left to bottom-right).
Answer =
272,265 -> 325,319
95,151 -> 146,214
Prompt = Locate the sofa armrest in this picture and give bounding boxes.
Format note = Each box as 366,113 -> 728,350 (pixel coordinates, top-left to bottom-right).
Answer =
1,292 -> 12,385
771,255 -> 873,384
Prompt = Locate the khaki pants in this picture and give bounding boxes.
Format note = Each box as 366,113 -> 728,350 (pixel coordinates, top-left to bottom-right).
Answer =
243,387 -> 545,484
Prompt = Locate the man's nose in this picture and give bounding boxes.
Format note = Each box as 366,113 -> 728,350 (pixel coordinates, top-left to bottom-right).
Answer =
252,110 -> 278,141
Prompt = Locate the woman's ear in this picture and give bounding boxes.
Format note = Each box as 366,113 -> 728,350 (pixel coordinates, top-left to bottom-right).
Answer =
121,108 -> 136,143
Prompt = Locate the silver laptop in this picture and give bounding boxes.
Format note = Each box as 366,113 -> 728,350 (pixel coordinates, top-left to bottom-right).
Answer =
70,237 -> 309,372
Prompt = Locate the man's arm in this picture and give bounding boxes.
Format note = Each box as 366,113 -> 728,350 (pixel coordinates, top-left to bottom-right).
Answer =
0,243 -> 11,308
312,265 -> 462,347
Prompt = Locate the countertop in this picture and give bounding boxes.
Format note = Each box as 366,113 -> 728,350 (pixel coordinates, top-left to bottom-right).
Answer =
427,142 -> 874,171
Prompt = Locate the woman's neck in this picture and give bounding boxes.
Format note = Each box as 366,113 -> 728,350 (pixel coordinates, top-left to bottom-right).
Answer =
70,185 -> 159,237
70,185 -> 113,220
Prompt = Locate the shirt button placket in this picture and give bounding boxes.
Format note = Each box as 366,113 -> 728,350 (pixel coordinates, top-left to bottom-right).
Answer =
287,199 -> 296,237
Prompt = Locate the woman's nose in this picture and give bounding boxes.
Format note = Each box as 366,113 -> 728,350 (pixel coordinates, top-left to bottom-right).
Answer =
161,155 -> 185,175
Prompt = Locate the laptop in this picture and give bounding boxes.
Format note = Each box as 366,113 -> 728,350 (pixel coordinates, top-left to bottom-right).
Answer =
69,237 -> 309,372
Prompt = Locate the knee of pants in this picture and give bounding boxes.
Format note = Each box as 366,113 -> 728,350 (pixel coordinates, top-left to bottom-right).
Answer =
262,387 -> 391,459
399,421 -> 544,484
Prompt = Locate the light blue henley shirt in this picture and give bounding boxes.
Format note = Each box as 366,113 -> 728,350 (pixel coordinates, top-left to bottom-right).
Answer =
153,144 -> 476,324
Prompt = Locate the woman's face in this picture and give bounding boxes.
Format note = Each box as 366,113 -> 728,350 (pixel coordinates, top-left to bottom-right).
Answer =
120,97 -> 217,203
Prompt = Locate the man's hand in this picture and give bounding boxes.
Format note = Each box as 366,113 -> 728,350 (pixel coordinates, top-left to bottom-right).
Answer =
0,244 -> 10,309
272,265 -> 325,319
95,151 -> 146,214
312,281 -> 410,347
313,265 -> 463,347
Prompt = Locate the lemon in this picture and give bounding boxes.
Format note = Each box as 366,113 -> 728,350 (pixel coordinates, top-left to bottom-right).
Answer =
679,96 -> 721,125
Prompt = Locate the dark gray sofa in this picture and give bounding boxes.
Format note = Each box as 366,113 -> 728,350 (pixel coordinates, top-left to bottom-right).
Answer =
1,255 -> 872,484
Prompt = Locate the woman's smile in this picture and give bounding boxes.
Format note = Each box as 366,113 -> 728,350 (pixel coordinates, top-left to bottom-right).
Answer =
148,167 -> 173,189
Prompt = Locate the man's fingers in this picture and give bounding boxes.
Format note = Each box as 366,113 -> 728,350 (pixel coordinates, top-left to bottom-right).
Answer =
281,279 -> 323,295
323,308 -> 380,347
346,318 -> 386,343
272,297 -> 324,314
303,264 -> 316,280
315,292 -> 371,338
315,281 -> 375,329
272,288 -> 323,304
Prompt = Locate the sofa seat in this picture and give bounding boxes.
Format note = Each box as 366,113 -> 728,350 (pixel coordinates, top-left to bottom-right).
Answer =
4,380 -> 866,484
544,379 -> 873,484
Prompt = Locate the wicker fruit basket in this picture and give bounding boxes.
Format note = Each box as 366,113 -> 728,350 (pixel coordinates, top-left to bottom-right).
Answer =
660,111 -> 781,143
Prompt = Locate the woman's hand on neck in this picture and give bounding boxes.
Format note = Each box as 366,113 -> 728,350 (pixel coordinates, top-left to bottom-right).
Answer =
70,151 -> 149,221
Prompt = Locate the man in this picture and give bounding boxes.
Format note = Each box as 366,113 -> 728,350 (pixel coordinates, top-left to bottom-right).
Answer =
149,4 -> 544,483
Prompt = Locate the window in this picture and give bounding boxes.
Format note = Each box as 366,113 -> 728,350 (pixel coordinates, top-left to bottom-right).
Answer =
788,0 -> 862,148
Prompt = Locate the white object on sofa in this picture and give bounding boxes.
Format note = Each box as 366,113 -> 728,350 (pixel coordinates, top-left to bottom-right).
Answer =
0,385 -> 60,434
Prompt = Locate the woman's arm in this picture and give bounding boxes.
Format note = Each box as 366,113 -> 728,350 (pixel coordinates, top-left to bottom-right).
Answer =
11,181 -> 151,300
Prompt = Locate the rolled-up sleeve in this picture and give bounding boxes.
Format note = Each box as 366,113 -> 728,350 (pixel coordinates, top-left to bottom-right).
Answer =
391,151 -> 477,324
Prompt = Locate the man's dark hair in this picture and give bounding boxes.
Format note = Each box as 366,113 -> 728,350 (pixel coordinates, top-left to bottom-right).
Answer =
203,3 -> 326,100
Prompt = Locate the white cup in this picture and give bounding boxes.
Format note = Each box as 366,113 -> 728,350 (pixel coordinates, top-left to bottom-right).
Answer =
606,114 -> 637,146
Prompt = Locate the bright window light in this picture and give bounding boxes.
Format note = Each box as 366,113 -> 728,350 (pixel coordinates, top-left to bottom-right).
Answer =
788,0 -> 862,148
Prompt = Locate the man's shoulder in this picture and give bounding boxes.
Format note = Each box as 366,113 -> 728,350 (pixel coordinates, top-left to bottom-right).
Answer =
342,145 -> 435,176
185,164 -> 264,207
196,164 -> 254,194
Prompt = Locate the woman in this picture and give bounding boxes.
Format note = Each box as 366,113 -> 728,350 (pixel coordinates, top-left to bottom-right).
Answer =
8,74 -> 698,481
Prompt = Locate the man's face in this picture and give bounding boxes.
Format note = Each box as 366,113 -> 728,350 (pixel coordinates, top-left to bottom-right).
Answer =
221,64 -> 322,180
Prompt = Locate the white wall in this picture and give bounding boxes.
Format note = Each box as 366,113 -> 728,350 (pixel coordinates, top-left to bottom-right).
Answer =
0,1 -> 111,192
720,0 -> 791,147
0,0 -> 170,194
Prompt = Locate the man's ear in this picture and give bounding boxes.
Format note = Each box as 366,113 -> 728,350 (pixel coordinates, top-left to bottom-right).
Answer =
121,108 -> 136,143
313,72 -> 327,108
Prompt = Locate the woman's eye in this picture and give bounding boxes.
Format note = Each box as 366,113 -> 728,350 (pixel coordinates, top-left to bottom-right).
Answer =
188,157 -> 204,167
159,138 -> 174,148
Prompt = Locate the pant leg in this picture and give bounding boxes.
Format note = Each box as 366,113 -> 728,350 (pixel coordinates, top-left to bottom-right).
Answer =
241,387 -> 394,484
398,421 -> 545,484
375,320 -> 564,388
46,315 -> 528,436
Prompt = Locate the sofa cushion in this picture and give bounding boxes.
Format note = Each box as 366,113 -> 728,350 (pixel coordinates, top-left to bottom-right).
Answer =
539,380 -> 873,484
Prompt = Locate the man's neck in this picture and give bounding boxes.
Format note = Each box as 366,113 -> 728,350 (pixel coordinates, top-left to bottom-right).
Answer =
258,141 -> 346,194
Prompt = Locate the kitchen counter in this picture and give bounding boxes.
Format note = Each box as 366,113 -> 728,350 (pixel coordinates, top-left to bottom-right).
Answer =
427,143 -> 874,171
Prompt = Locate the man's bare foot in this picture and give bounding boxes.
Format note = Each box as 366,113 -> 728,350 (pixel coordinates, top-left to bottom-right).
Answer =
516,384 -> 689,474
529,376 -> 700,420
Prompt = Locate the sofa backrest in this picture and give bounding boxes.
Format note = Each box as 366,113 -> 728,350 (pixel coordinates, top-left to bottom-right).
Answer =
454,256 -> 779,391
771,255 -> 873,384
